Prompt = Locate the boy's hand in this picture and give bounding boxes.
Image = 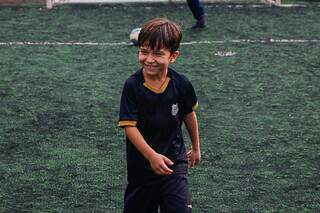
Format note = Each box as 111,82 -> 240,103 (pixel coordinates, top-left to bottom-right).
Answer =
148,153 -> 174,175
187,148 -> 201,168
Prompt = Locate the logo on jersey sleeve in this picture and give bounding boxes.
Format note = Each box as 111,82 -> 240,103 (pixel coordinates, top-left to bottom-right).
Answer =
171,103 -> 179,116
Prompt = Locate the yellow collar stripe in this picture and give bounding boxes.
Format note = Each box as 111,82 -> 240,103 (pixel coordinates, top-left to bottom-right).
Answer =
143,77 -> 171,94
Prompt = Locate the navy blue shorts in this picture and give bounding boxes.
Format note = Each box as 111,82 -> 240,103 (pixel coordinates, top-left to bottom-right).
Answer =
123,172 -> 192,213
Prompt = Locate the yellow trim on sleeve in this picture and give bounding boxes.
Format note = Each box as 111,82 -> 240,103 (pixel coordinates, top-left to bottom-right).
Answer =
192,101 -> 199,111
118,120 -> 137,127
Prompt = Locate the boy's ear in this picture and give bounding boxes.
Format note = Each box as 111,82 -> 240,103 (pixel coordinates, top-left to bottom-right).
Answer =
170,51 -> 180,63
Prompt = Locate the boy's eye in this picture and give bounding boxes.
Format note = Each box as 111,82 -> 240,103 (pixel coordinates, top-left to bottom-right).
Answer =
154,52 -> 164,56
139,48 -> 165,57
140,50 -> 148,55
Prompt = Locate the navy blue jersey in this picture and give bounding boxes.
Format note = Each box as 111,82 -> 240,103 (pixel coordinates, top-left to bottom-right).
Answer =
119,67 -> 198,186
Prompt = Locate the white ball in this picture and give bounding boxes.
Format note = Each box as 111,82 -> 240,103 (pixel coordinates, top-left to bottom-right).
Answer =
129,28 -> 141,46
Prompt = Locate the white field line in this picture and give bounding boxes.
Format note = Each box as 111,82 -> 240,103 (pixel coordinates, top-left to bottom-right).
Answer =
0,39 -> 320,47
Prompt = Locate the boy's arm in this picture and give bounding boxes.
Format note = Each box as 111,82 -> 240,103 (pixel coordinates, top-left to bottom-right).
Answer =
124,126 -> 174,175
183,111 -> 201,167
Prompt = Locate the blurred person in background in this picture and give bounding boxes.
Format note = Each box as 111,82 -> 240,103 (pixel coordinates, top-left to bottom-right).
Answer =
187,0 -> 207,28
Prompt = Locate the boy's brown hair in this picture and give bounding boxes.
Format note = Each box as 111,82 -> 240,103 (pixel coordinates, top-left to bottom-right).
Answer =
138,18 -> 182,53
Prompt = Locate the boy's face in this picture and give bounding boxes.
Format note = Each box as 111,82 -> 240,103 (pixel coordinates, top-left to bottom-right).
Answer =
139,46 -> 179,77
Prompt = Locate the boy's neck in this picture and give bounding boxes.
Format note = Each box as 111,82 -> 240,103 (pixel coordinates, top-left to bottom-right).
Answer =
143,68 -> 168,88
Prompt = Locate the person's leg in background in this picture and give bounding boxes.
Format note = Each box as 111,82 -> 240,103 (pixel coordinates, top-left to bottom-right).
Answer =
186,0 -> 207,28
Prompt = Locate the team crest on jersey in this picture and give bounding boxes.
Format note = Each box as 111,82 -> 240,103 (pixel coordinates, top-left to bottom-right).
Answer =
171,103 -> 179,116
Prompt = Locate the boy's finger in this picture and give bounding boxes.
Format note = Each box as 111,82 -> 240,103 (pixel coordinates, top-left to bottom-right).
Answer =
162,164 -> 173,173
164,156 -> 174,166
190,158 -> 196,167
157,168 -> 171,175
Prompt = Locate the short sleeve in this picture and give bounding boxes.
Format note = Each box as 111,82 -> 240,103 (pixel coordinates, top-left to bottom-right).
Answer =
118,79 -> 138,127
182,80 -> 198,115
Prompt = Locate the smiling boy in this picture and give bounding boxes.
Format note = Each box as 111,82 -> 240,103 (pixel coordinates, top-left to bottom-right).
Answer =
119,18 -> 201,213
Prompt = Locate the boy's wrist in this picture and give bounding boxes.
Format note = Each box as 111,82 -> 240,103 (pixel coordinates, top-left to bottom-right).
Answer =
192,145 -> 200,152
144,149 -> 157,161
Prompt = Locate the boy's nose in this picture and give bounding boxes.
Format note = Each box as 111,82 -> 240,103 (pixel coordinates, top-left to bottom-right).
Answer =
145,54 -> 155,63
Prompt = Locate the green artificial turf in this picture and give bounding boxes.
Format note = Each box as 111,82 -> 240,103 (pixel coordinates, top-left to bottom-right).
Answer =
1,2 -> 319,212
